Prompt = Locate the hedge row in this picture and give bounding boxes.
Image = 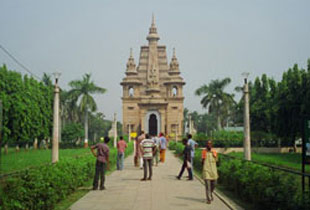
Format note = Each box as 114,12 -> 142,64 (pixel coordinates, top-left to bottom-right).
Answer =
168,141 -> 310,210
0,142 -> 134,210
194,131 -> 284,148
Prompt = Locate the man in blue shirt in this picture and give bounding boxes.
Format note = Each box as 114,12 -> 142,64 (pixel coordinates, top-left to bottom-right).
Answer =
187,134 -> 198,166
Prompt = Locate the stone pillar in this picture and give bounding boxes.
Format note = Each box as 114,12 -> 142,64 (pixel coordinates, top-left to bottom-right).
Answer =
243,78 -> 251,161
52,75 -> 60,163
113,113 -> 117,148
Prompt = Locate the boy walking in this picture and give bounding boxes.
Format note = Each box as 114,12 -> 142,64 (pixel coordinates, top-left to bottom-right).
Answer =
91,136 -> 110,190
201,140 -> 218,204
117,136 -> 127,170
140,134 -> 156,181
176,138 -> 193,180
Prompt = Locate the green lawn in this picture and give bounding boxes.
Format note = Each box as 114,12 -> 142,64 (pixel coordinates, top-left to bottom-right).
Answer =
0,148 -> 90,174
227,152 -> 310,173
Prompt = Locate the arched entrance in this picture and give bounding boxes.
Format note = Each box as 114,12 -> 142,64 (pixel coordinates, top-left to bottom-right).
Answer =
145,111 -> 161,136
148,114 -> 158,136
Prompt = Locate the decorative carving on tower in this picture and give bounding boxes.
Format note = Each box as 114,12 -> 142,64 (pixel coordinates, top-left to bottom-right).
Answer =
169,48 -> 180,74
126,48 -> 137,75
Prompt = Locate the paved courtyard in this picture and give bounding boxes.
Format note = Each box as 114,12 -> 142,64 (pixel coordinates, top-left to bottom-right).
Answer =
70,150 -> 233,210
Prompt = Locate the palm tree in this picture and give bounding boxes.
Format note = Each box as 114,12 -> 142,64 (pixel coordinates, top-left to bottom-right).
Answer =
68,73 -> 106,147
195,78 -> 235,130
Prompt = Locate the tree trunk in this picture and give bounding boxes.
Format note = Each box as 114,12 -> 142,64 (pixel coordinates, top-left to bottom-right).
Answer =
84,110 -> 88,148
217,114 -> 221,130
4,143 -> 8,154
33,138 -> 38,149
15,145 -> 20,152
93,133 -> 97,143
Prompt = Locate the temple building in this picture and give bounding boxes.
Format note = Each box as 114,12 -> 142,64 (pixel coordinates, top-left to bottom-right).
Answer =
121,16 -> 185,138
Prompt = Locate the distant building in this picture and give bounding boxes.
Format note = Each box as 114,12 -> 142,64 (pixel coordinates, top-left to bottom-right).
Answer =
121,16 -> 185,137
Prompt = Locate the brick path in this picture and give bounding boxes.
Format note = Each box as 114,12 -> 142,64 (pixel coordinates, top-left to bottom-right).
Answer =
70,149 -> 231,210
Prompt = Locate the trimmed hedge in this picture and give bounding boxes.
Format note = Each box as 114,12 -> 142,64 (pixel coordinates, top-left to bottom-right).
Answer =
194,131 -> 284,148
0,142 -> 134,210
169,142 -> 310,210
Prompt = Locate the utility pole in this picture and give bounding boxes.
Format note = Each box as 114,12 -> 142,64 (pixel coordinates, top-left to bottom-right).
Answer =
128,120 -> 131,142
113,113 -> 117,148
243,72 -> 251,161
52,72 -> 61,163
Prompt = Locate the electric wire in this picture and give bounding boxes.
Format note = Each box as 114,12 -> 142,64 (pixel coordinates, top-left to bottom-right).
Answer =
0,44 -> 41,80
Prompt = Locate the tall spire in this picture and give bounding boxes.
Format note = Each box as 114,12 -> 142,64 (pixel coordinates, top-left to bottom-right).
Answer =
147,14 -> 160,43
169,48 -> 180,74
126,48 -> 137,74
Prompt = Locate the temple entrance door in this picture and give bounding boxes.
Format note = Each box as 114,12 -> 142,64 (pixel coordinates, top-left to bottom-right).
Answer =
148,114 -> 158,136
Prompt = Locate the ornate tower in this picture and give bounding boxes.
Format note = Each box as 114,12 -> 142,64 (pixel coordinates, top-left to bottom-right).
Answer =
121,16 -> 185,138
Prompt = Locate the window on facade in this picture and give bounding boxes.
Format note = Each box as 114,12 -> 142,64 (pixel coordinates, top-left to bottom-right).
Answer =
128,106 -> 134,110
172,86 -> 178,97
129,87 -> 134,97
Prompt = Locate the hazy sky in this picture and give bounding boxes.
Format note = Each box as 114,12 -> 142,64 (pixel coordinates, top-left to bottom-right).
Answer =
1,0 -> 310,121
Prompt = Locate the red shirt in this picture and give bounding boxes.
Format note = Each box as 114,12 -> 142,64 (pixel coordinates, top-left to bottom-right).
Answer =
95,143 -> 109,163
117,140 -> 127,153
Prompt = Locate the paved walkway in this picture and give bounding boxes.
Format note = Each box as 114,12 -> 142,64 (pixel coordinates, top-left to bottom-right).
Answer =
70,150 -> 231,210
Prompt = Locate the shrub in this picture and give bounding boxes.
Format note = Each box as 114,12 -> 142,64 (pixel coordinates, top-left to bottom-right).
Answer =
0,142 -> 134,210
218,156 -> 310,210
169,141 -> 310,210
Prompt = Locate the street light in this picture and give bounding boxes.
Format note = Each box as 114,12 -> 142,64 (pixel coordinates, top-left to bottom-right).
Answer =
52,72 -> 61,163
242,72 -> 251,161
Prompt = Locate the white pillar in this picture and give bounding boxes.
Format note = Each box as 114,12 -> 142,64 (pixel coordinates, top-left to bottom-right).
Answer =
128,123 -> 131,142
52,74 -> 60,163
243,78 -> 251,161
113,113 -> 117,148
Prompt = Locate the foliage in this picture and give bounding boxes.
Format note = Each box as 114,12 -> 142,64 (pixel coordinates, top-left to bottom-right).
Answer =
193,131 -> 243,147
195,78 -> 235,130
169,142 -> 310,210
68,73 -> 107,142
0,148 -> 89,174
234,59 -> 310,145
0,142 -> 134,210
0,65 -> 53,146
61,123 -> 84,144
227,152 -> 310,173
218,156 -> 310,210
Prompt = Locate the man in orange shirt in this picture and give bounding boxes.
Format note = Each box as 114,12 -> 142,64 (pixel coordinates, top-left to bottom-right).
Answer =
201,140 -> 218,204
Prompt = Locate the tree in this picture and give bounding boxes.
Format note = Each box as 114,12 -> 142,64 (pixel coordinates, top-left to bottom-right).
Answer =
68,74 -> 106,146
195,78 -> 235,130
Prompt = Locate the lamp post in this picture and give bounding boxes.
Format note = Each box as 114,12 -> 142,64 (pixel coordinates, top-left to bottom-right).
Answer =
113,113 -> 117,148
242,72 -> 251,161
52,72 -> 61,163
128,120 -> 131,142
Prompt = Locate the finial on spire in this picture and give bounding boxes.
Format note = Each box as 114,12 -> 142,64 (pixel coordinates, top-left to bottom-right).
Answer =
173,48 -> 176,58
130,48 -> 133,58
152,13 -> 155,26
147,14 -> 160,42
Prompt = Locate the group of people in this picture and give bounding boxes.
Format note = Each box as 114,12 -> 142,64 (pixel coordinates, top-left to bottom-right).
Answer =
176,134 -> 218,204
89,132 -> 218,204
136,131 -> 167,181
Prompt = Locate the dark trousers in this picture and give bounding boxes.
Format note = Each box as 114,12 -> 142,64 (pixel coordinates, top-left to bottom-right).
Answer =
143,159 -> 153,179
93,160 -> 106,189
177,159 -> 193,179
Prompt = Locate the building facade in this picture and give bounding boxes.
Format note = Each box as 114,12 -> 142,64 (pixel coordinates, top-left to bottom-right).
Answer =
121,16 -> 185,138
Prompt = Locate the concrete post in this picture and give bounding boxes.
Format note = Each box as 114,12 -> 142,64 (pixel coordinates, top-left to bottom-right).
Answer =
243,78 -> 251,161
52,74 -> 60,163
113,113 -> 117,148
128,122 -> 131,142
